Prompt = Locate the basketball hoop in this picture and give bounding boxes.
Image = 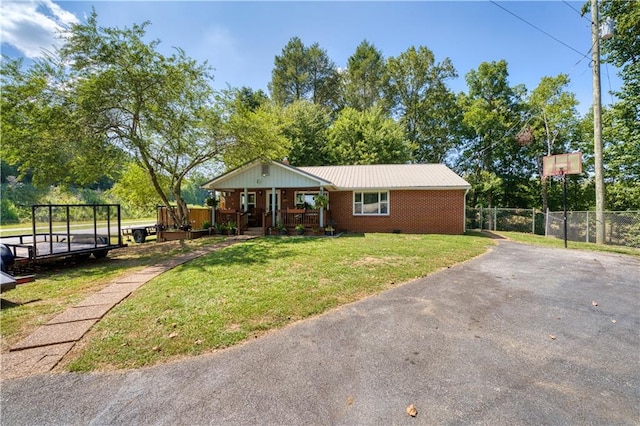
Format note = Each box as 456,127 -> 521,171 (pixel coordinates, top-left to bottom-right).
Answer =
516,126 -> 533,146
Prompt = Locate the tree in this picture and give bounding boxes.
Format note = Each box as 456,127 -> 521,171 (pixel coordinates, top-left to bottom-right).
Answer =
327,106 -> 414,165
600,0 -> 639,133
598,0 -> 640,210
457,60 -> 525,207
1,57 -> 123,187
343,40 -> 386,111
577,107 -> 640,211
57,12 -> 225,227
384,46 -> 461,164
107,162 -> 165,217
527,74 -> 580,212
269,37 -> 340,108
221,89 -> 289,168
282,100 -> 331,166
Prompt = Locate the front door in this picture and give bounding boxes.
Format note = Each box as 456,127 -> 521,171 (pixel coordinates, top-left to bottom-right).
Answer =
265,190 -> 281,212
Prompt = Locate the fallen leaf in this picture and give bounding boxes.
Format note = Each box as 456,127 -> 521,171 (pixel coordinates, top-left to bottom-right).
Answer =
195,339 -> 203,345
549,335 -> 557,340
592,301 -> 599,306
346,396 -> 354,406
168,332 -> 179,338
406,404 -> 418,417
152,346 -> 161,351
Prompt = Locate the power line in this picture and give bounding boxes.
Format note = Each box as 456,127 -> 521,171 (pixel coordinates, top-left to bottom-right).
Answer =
562,0 -> 590,21
490,1 -> 585,57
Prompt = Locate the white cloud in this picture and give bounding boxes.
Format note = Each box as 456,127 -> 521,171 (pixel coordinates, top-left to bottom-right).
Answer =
1,0 -> 78,58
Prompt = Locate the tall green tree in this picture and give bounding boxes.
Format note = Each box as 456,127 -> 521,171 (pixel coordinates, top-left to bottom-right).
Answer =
343,40 -> 386,111
1,57 -> 123,187
457,60 -> 525,207
384,46 -> 461,164
598,0 -> 640,210
600,0 -> 639,136
58,12 -> 225,227
269,37 -> 339,109
577,107 -> 640,211
282,100 -> 331,166
221,88 -> 289,168
327,106 -> 413,165
527,74 -> 580,212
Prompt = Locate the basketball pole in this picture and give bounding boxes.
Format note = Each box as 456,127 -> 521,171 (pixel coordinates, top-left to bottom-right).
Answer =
562,169 -> 568,248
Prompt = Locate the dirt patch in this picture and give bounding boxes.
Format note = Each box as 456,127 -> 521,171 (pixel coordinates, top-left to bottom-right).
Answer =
350,256 -> 399,267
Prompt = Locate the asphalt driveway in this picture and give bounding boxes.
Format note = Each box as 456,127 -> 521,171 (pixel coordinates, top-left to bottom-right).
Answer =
2,241 -> 639,425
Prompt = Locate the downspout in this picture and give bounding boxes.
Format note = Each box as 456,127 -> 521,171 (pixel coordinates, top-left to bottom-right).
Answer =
464,188 -> 469,233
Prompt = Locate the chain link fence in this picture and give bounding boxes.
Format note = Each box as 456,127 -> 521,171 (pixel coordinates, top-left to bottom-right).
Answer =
546,211 -> 640,248
466,208 -> 545,235
466,208 -> 640,248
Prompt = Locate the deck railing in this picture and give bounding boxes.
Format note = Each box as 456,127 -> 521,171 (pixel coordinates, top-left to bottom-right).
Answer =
262,209 -> 328,234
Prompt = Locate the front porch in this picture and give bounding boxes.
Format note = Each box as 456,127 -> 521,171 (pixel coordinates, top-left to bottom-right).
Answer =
212,208 -> 330,236
202,160 -> 336,237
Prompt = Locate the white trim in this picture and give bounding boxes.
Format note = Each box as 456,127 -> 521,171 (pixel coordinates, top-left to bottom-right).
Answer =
353,191 -> 390,216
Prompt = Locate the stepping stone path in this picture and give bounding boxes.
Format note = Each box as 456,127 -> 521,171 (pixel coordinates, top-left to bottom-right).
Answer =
1,236 -> 253,380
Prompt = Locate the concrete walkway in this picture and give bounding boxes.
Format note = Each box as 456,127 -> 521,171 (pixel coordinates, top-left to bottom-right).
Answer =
1,236 -> 253,380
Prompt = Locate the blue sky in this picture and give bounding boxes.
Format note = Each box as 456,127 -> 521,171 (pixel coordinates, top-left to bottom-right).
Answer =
1,1 -> 621,114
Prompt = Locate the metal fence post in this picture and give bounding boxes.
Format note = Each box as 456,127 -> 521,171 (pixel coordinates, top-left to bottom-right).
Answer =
532,208 -> 535,234
586,211 -> 590,242
545,208 -> 549,237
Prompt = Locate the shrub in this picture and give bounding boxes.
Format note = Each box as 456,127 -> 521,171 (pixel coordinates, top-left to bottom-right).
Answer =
1,198 -> 20,223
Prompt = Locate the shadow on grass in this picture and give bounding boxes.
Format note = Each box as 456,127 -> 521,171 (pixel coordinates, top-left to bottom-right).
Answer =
464,230 -> 500,239
1,297 -> 41,310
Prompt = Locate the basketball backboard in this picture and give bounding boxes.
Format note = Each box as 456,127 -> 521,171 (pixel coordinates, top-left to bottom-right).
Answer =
543,152 -> 582,177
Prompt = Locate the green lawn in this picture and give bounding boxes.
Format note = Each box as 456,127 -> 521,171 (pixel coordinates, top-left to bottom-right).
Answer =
66,233 -> 492,371
0,237 -> 225,352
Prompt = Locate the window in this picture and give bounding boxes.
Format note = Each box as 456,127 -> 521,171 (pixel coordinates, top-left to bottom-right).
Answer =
354,191 -> 389,215
241,192 -> 256,212
295,191 -> 323,209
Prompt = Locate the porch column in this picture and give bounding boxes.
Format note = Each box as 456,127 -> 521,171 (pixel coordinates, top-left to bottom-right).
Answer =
211,189 -> 216,225
243,187 -> 248,212
271,186 -> 276,226
319,187 -> 324,228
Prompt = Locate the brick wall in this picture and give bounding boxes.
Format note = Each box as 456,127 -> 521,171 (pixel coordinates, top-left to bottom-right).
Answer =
328,190 -> 466,234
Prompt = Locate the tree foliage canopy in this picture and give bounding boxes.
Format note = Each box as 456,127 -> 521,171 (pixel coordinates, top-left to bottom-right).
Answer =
36,11 -> 224,225
3,14 -> 639,218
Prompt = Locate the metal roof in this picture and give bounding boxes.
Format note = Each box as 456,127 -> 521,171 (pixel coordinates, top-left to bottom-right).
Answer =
299,164 -> 470,190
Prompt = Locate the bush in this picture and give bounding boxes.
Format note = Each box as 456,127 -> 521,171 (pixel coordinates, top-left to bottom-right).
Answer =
1,198 -> 20,224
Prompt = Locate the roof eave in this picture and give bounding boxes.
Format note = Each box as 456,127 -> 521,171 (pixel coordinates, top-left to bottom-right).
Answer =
330,186 -> 471,191
201,158 -> 334,190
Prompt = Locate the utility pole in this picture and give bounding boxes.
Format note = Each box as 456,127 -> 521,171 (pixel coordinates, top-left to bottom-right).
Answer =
591,0 -> 606,244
